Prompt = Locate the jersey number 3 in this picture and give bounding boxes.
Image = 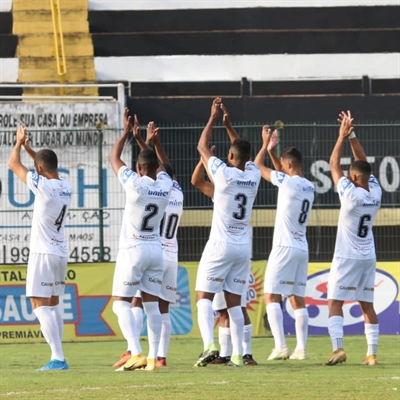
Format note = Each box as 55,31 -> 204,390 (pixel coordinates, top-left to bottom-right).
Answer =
233,193 -> 247,220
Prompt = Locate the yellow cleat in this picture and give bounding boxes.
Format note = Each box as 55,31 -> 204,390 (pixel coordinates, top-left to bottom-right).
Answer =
120,353 -> 147,371
324,348 -> 347,366
361,355 -> 378,365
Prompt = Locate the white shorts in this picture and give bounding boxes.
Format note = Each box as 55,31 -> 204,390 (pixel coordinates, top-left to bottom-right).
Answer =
212,289 -> 247,311
26,253 -> 67,298
328,257 -> 376,302
264,246 -> 308,297
112,243 -> 164,298
195,240 -> 250,296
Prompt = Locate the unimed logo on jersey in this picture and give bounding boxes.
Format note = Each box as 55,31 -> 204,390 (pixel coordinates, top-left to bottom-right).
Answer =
0,284 -> 112,337
284,269 -> 399,334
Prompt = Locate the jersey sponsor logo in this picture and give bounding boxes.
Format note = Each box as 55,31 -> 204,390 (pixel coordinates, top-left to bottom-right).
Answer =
276,172 -> 286,183
279,280 -> 294,285
54,281 -> 65,285
284,268 -> 398,332
233,278 -> 246,284
207,276 -> 224,282
339,286 -> 357,291
31,173 -> 40,188
40,282 -> 53,286
302,186 -> 314,193
123,281 -> 140,286
166,285 -> 177,291
121,168 -> 134,184
362,200 -> 380,207
168,199 -> 183,207
210,158 -> 224,175
237,179 -> 257,187
298,282 -> 306,287
148,189 -> 169,197
339,178 -> 352,196
148,277 -> 162,285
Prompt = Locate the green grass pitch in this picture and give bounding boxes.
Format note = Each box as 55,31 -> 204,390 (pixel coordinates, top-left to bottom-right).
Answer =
0,336 -> 399,399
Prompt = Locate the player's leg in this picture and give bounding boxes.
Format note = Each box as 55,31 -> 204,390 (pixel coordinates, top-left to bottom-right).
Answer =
131,293 -> 144,338
139,244 -> 165,371
358,259 -> 379,365
112,247 -> 145,371
325,257 -> 359,365
27,254 -> 68,370
157,299 -> 171,366
194,240 -> 226,366
211,291 -> 231,364
242,305 -> 257,366
157,257 -> 178,366
264,247 -> 293,360
289,249 -> 309,360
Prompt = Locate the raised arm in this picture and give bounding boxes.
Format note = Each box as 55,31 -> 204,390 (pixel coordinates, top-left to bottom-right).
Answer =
109,107 -> 131,176
191,158 -> 215,199
221,103 -> 240,143
254,125 -> 274,182
267,129 -> 283,171
330,111 -> 354,186
344,111 -> 367,161
8,124 -> 29,184
22,136 -> 37,160
197,97 -> 221,164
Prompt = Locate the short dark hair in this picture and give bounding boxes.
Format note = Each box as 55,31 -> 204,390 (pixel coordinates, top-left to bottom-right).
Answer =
280,147 -> 302,167
351,160 -> 371,177
230,139 -> 251,161
137,149 -> 159,172
163,164 -> 175,179
35,149 -> 58,171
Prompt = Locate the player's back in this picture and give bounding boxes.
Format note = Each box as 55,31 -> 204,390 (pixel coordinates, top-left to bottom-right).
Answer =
160,180 -> 184,257
118,167 -> 173,248
271,172 -> 315,250
208,157 -> 261,244
27,172 -> 72,256
335,175 -> 382,259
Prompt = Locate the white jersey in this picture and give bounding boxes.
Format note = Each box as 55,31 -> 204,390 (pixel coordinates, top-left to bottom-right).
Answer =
117,166 -> 173,249
271,171 -> 315,251
334,175 -> 381,259
207,156 -> 261,244
160,180 -> 184,260
26,171 -> 72,256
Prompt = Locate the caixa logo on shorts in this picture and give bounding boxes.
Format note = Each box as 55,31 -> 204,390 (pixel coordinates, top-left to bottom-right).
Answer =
207,276 -> 224,282
233,278 -> 246,285
284,269 -> 398,331
123,281 -> 139,286
41,282 -> 53,287
148,277 -> 162,285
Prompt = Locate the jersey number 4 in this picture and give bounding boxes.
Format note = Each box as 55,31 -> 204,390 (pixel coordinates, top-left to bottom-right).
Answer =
54,205 -> 67,232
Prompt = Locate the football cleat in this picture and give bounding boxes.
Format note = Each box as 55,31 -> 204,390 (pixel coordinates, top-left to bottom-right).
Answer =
116,353 -> 147,371
225,360 -> 239,367
156,357 -> 167,367
361,355 -> 378,365
37,359 -> 69,371
324,348 -> 347,366
210,356 -> 231,365
267,347 -> 290,361
289,350 -> 308,360
243,354 -> 258,366
112,351 -> 131,368
193,349 -> 219,367
230,355 -> 243,367
142,358 -> 157,371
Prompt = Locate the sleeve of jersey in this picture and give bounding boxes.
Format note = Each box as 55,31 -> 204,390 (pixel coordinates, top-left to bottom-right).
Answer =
270,170 -> 288,187
208,156 -> 226,183
26,171 -> 43,195
369,175 -> 382,191
118,166 -> 138,188
337,176 -> 355,201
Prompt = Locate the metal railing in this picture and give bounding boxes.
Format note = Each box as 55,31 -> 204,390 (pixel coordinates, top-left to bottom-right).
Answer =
50,0 -> 67,93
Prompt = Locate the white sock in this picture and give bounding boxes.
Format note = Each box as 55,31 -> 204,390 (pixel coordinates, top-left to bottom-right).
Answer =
218,326 -> 232,357
131,306 -> 144,338
158,313 -> 172,358
365,323 -> 379,356
34,306 -> 64,361
266,302 -> 286,350
197,299 -> 215,350
294,308 -> 308,352
227,306 -> 244,358
112,301 -> 142,355
50,305 -> 64,342
143,301 -> 162,360
242,324 -> 252,355
328,316 -> 344,351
